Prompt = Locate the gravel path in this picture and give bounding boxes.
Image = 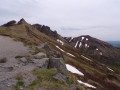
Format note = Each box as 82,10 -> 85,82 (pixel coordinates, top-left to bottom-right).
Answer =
0,35 -> 35,90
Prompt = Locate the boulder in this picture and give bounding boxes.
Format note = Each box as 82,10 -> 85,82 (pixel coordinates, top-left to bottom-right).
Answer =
0,57 -> 7,63
33,58 -> 49,68
53,73 -> 67,82
34,52 -> 46,59
49,58 -> 68,75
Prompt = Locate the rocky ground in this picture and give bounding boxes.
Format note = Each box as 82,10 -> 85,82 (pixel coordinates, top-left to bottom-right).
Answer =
0,36 -> 71,90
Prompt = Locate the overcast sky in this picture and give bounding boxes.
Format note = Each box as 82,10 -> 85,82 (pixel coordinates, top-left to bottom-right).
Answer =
0,0 -> 120,41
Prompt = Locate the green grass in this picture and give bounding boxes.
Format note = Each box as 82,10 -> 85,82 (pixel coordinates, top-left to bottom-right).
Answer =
14,81 -> 25,90
15,55 -> 30,59
26,68 -> 70,90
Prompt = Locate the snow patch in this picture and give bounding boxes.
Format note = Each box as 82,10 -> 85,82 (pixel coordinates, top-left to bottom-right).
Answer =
81,37 -> 85,41
57,39 -> 64,45
85,44 -> 89,48
66,64 -> 84,76
56,46 -> 75,57
107,67 -> 114,72
81,55 -> 92,61
96,48 -> 98,51
69,37 -> 73,42
66,53 -> 75,57
79,42 -> 82,47
86,38 -> 88,41
56,46 -> 65,52
85,44 -> 87,47
75,41 -> 79,48
77,80 -> 96,89
100,52 -> 102,55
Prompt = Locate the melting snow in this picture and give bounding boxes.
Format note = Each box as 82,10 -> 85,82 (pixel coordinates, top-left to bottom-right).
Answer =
96,48 -> 98,51
107,67 -> 114,72
69,37 -> 73,42
66,64 -> 84,76
75,41 -> 79,48
81,37 -> 85,41
79,42 -> 82,47
56,46 -> 75,57
66,53 -> 75,57
81,55 -> 92,61
85,44 -> 87,47
85,44 -> 89,48
86,38 -> 88,41
77,80 -> 96,89
57,39 -> 64,45
56,46 -> 65,52
100,52 -> 102,55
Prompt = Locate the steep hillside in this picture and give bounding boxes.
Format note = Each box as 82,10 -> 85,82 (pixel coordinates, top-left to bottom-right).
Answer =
64,35 -> 120,67
0,19 -> 120,90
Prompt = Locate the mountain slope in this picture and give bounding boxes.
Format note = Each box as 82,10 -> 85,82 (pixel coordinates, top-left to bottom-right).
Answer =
0,19 -> 120,90
64,35 -> 120,67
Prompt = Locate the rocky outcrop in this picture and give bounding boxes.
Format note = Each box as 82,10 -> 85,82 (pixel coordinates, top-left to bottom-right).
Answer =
17,18 -> 27,25
2,20 -> 16,26
37,42 -> 62,58
49,58 -> 68,75
32,24 -> 58,39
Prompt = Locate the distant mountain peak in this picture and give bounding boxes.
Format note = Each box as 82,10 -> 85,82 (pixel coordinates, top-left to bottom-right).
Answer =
17,18 -> 27,25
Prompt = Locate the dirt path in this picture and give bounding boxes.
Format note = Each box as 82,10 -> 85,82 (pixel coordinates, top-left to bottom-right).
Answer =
0,35 -> 35,90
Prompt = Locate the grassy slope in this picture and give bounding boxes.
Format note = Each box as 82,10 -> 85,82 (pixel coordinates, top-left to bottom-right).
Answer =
0,22 -> 120,90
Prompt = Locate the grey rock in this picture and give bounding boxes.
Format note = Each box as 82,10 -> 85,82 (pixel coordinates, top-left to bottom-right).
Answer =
54,73 -> 67,82
49,58 -> 68,75
20,58 -> 28,63
70,84 -> 77,90
34,52 -> 46,59
33,58 -> 49,68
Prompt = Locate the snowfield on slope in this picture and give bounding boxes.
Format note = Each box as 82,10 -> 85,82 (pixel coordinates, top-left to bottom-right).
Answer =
66,64 -> 84,76
77,80 -> 96,88
57,39 -> 64,45
81,55 -> 92,61
56,46 -> 75,57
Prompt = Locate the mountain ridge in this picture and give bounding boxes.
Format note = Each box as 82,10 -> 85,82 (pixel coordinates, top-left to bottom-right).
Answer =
0,19 -> 120,90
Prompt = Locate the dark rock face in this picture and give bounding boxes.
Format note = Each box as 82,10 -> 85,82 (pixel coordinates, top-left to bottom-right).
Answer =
32,24 -> 58,39
49,58 -> 68,75
2,20 -> 16,26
